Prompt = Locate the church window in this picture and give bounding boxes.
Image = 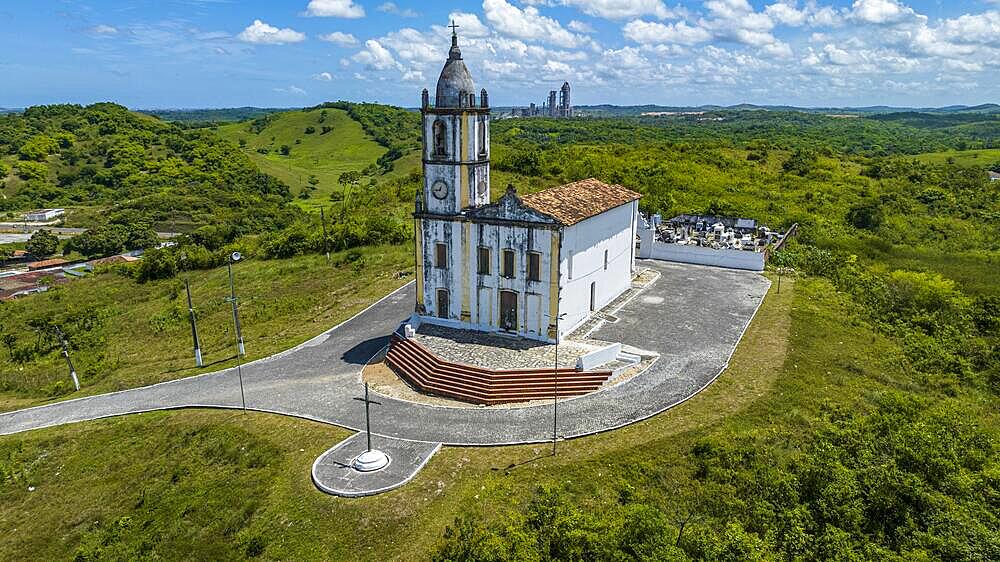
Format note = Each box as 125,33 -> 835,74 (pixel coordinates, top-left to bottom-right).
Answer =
527,252 -> 541,282
501,249 -> 515,278
435,243 -> 448,269
604,249 -> 609,271
433,119 -> 447,157
478,117 -> 487,156
477,247 -> 491,275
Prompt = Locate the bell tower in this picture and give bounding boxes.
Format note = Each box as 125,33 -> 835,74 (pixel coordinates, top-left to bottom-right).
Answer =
418,23 -> 490,216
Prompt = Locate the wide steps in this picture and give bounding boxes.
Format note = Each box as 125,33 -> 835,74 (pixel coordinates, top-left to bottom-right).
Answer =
385,335 -> 611,405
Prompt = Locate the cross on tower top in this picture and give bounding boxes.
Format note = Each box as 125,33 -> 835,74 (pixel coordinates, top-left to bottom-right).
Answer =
449,20 -> 460,35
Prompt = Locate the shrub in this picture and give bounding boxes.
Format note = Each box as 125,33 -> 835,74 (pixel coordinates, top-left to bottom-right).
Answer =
25,229 -> 59,258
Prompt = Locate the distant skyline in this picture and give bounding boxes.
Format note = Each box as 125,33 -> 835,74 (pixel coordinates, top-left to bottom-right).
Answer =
1,1 -> 999,109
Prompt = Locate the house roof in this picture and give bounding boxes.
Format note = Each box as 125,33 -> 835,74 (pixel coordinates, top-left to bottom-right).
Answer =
989,171 -> 1000,180
27,258 -> 69,270
88,255 -> 139,267
520,178 -> 641,226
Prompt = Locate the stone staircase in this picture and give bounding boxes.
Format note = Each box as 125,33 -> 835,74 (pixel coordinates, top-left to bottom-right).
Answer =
386,334 -> 613,405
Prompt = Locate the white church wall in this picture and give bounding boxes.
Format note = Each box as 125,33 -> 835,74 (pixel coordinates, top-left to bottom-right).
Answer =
558,201 -> 638,337
419,218 -> 556,342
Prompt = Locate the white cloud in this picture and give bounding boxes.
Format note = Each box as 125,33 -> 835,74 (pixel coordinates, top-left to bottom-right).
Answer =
352,39 -> 401,71
543,59 -> 572,74
313,71 -> 333,81
447,12 -> 491,38
89,24 -> 118,35
238,20 -> 306,45
304,0 -> 365,18
381,28 -> 441,63
623,19 -> 711,45
378,2 -> 419,18
320,31 -> 357,46
567,20 -> 596,34
274,85 -> 307,95
535,0 -> 681,20
483,0 -> 588,48
402,69 -> 425,81
765,2 -> 806,26
850,0 -> 920,25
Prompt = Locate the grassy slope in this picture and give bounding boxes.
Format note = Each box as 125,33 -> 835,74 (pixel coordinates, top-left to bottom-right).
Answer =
912,147 -> 1000,166
1,274 -> 795,560
0,245 -> 411,412
215,109 -> 387,212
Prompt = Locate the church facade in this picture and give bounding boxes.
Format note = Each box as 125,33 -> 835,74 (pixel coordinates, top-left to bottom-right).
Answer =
413,30 -> 640,343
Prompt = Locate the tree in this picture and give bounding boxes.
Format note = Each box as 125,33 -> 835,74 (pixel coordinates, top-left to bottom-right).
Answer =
782,148 -> 817,176
26,229 -> 59,258
280,144 -> 291,156
338,170 -> 362,217
1,333 -> 15,360
846,199 -> 883,231
136,247 -> 177,282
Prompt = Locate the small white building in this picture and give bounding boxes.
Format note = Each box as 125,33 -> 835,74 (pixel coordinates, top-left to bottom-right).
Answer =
413,30 -> 641,342
989,171 -> 1000,182
24,208 -> 64,222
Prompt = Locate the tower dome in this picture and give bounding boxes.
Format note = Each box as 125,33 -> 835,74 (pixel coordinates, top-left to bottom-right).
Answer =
435,28 -> 475,108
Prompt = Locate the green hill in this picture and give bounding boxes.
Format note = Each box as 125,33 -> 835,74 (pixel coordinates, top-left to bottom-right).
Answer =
216,108 -> 391,211
0,103 -> 294,232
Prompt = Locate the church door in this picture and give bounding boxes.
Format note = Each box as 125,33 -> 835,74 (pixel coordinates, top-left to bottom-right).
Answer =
500,290 -> 518,332
437,289 -> 449,319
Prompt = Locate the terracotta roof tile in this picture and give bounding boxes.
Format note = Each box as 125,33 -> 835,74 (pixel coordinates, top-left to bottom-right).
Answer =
520,178 -> 641,226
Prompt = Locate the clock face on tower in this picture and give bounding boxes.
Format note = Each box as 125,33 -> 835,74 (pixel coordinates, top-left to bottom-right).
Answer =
431,180 -> 449,200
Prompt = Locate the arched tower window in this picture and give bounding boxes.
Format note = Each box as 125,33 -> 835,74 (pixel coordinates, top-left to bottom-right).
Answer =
478,117 -> 486,156
433,119 -> 447,157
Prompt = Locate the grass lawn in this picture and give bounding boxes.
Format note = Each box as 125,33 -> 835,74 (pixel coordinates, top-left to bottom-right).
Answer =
0,244 -> 412,410
215,109 -> 388,212
911,147 -> 1000,166
0,272 -> 798,560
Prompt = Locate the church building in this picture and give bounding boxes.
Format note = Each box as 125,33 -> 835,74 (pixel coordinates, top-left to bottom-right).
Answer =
413,28 -> 641,343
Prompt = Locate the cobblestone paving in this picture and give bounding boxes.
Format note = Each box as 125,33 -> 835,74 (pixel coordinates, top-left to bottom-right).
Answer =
413,324 -> 602,370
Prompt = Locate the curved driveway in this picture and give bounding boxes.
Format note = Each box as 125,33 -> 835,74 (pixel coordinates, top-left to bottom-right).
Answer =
0,261 -> 770,446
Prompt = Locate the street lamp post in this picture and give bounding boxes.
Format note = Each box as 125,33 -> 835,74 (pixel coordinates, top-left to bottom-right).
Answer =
180,253 -> 203,368
227,252 -> 247,413
55,327 -> 80,391
553,312 -> 567,456
227,252 -> 245,357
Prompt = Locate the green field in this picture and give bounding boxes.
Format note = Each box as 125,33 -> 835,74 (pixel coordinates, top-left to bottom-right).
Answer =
0,245 -> 411,411
0,271 -> 794,560
911,147 -> 1000,166
216,109 -> 388,212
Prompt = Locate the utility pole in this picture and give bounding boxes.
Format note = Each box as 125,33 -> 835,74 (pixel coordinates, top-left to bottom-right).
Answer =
55,327 -> 80,391
553,312 -> 566,456
320,207 -> 330,263
227,252 -> 245,357
227,252 -> 247,413
185,278 -> 203,367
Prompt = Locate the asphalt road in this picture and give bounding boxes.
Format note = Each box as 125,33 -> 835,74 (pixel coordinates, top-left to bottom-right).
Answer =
0,261 -> 770,445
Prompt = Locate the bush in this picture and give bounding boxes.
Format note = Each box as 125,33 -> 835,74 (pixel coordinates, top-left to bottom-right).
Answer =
15,161 -> 48,180
25,229 -> 59,258
136,247 -> 177,282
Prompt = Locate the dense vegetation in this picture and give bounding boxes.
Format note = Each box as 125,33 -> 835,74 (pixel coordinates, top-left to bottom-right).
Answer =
495,110 -> 1000,156
2,102 -> 999,560
0,104 -> 295,234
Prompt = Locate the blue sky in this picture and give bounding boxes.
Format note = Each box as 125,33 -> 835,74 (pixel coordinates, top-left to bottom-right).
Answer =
1,1 -> 998,109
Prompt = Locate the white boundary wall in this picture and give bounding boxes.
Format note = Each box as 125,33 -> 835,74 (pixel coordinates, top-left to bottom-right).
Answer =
638,227 -> 764,271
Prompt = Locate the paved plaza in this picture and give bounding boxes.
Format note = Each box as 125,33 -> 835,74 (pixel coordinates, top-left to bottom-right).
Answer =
0,261 -> 770,495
